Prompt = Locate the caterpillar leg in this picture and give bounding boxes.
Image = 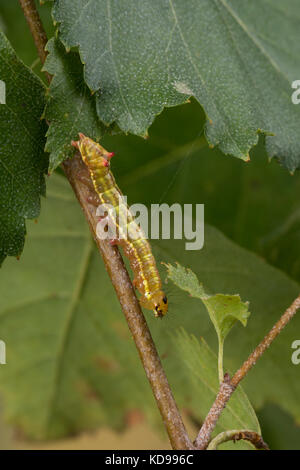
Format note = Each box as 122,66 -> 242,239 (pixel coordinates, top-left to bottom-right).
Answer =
87,193 -> 100,206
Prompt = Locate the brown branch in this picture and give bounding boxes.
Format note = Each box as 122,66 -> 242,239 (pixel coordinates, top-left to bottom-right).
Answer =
195,294 -> 300,449
207,429 -> 269,450
19,0 -> 193,450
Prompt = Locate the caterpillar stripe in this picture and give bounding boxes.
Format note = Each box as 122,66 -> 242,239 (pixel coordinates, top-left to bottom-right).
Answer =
72,133 -> 168,318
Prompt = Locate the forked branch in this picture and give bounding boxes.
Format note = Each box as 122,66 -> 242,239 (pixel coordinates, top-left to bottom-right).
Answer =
19,0 -> 300,452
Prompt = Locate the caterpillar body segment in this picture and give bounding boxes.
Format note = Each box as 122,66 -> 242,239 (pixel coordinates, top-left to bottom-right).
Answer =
72,133 -> 168,318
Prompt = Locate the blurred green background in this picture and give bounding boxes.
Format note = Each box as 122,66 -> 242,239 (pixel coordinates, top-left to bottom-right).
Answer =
0,0 -> 300,450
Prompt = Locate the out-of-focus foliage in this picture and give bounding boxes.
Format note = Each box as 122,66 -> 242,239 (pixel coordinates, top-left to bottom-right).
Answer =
102,101 -> 300,286
0,0 -> 54,81
258,404 -> 300,451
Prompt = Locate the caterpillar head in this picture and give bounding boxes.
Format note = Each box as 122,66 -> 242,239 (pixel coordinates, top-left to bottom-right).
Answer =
151,291 -> 168,318
140,291 -> 168,318
71,133 -> 114,168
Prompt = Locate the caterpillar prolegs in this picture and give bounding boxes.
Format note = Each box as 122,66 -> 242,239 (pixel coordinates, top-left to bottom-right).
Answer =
71,133 -> 168,318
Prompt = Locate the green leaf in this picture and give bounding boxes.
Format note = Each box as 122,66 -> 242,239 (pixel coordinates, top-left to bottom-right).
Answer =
43,38 -> 106,171
0,174 -> 299,442
0,32 -> 48,264
165,262 -> 250,382
173,329 -> 260,450
52,0 -> 300,170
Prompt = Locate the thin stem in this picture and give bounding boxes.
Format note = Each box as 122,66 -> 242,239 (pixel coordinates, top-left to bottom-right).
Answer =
218,338 -> 224,384
207,429 -> 269,450
195,294 -> 300,449
194,373 -> 235,449
19,1 -> 193,450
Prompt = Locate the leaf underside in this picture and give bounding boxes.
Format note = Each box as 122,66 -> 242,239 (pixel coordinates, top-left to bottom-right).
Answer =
51,0 -> 300,170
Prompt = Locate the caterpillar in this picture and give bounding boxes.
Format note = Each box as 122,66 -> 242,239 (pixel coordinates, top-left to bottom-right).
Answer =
71,133 -> 168,318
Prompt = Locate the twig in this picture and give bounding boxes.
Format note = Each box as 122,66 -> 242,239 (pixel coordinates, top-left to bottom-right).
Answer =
19,0 -> 193,450
207,429 -> 269,450
195,294 -> 300,449
18,0 -> 51,81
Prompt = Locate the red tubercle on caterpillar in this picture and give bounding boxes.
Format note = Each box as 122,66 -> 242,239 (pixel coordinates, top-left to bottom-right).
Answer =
71,139 -> 79,149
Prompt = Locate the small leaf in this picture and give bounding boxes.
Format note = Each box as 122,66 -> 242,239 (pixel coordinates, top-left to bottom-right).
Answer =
0,32 -> 48,264
43,38 -> 106,171
166,262 -> 250,381
166,262 -> 250,342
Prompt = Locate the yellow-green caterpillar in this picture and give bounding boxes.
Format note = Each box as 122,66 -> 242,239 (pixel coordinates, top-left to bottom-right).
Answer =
72,133 -> 168,318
